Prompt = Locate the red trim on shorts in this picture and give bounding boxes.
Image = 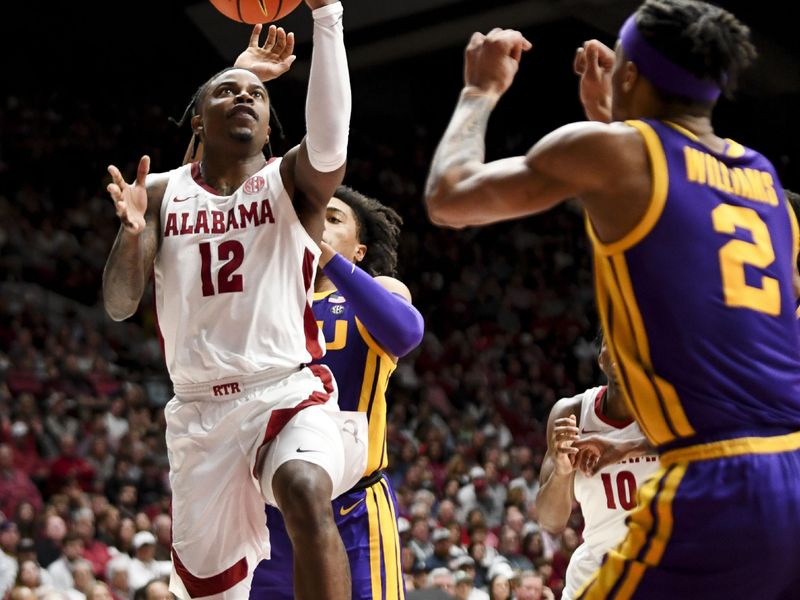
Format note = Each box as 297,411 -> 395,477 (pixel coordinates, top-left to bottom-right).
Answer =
171,549 -> 248,598
594,386 -> 634,429
302,248 -> 324,360
251,366 -> 333,479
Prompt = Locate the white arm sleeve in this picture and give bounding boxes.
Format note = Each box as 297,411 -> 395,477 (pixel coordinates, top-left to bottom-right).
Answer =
305,1 -> 350,172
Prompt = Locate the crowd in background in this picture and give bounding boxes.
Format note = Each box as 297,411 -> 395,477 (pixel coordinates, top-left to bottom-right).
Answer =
2,59 -> 795,598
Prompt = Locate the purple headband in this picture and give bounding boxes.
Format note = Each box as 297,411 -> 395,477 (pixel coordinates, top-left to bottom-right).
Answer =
619,15 -> 721,103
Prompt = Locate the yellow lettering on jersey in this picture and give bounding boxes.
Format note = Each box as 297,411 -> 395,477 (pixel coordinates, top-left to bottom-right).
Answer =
684,146 -> 777,206
315,320 -> 348,351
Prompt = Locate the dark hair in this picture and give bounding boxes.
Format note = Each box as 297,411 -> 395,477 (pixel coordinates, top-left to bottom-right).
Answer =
334,186 -> 403,277
634,0 -> 757,100
170,67 -> 286,158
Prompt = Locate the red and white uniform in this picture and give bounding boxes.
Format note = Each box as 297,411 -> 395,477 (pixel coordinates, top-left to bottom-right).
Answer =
154,159 -> 324,387
153,160 -> 367,600
562,386 -> 659,600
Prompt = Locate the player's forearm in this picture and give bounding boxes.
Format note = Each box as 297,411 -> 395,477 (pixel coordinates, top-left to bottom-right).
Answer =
305,1 -> 350,172
322,254 -> 424,357
621,435 -> 655,459
102,227 -> 149,321
424,90 -> 497,225
536,472 -> 574,533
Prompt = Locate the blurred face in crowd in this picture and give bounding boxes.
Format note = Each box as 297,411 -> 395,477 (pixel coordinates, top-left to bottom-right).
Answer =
0,444 -> 13,469
455,579 -> 474,600
489,575 -> 511,600
72,561 -> 95,593
87,583 -> 113,600
45,515 -> 67,542
63,538 -> 84,561
18,560 -> 41,588
145,581 -> 171,600
430,571 -> 455,595
515,573 -> 545,600
137,542 -> 157,562
0,522 -> 20,552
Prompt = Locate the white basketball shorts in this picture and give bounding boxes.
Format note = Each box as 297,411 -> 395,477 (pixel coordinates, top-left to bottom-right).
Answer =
165,364 -> 367,599
562,542 -> 602,600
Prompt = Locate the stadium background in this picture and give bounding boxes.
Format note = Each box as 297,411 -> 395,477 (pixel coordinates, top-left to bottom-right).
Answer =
1,1 -> 797,598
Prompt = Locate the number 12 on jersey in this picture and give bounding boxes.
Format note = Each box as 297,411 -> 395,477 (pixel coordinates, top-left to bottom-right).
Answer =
199,241 -> 245,296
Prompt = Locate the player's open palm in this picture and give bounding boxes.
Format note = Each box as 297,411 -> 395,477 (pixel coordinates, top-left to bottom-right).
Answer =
235,24 -> 296,82
552,414 -> 580,476
107,156 -> 149,235
574,39 -> 614,123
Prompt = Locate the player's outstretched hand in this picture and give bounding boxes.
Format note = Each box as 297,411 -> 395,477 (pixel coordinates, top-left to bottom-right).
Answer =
574,39 -> 614,123
235,24 -> 296,82
107,156 -> 149,235
463,28 -> 532,99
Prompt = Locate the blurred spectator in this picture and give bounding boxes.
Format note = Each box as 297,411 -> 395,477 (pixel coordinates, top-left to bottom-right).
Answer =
454,569 -> 489,600
487,572 -> 512,600
0,519 -> 20,556
46,532 -> 84,592
36,514 -> 67,568
457,467 -> 503,528
151,515 -> 171,562
49,435 -> 95,494
72,559 -> 97,599
0,444 -> 43,518
429,567 -> 455,596
86,582 -> 114,600
127,532 -> 171,591
105,555 -> 131,600
72,507 -> 112,580
1,536 -> 18,598
514,571 -> 554,600
133,579 -> 171,600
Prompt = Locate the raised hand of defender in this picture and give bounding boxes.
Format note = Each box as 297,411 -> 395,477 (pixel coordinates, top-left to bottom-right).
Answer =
235,24 -> 296,82
574,39 -> 614,123
552,414 -> 580,476
107,156 -> 149,235
464,28 -> 532,99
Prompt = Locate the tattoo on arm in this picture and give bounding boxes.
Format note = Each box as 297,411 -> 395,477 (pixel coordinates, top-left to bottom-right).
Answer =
426,93 -> 496,197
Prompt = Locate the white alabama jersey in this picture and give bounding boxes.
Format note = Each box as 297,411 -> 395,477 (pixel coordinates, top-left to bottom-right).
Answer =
573,386 -> 659,558
153,159 -> 325,386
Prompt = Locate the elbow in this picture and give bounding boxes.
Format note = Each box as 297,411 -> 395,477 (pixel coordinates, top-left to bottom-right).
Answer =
425,192 -> 468,230
392,314 -> 425,358
104,300 -> 138,322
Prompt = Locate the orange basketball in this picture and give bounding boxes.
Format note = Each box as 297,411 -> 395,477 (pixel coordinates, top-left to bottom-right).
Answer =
209,0 -> 304,24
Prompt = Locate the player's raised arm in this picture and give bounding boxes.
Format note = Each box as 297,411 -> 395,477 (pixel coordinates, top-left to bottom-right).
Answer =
281,0 -> 350,237
102,156 -> 168,321
423,30 -> 626,230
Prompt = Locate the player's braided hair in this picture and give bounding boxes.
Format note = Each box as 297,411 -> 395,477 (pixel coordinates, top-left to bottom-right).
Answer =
634,0 -> 757,100
334,186 -> 403,277
170,66 -> 286,158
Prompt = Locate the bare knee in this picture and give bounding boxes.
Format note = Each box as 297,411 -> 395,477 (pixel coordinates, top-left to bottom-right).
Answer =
271,461 -> 334,531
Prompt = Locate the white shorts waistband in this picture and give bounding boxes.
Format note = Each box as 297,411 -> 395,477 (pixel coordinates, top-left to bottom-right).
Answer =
172,366 -> 305,401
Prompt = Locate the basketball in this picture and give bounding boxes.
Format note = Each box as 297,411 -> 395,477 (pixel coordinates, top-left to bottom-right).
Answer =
209,0 -> 304,24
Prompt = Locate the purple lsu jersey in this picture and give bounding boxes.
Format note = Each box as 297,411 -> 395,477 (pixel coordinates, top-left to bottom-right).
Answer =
312,289 -> 397,476
588,119 -> 800,450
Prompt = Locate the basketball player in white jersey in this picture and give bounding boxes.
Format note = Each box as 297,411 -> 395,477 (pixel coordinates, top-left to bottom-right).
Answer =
536,334 -> 658,600
101,2 -> 366,599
